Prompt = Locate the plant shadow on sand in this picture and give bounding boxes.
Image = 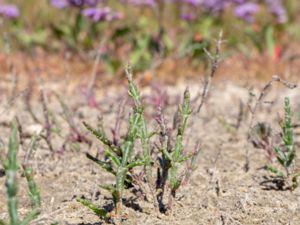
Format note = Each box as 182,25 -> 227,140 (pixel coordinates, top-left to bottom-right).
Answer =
123,196 -> 143,212
76,194 -> 143,224
260,175 -> 291,191
99,195 -> 143,213
76,223 -> 103,225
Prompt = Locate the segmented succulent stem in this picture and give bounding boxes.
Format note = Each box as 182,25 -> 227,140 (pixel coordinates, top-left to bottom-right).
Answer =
282,97 -> 294,171
22,134 -> 41,212
268,97 -> 300,189
2,121 -> 41,225
169,89 -> 192,189
126,65 -> 156,205
5,120 -> 20,225
82,68 -> 145,223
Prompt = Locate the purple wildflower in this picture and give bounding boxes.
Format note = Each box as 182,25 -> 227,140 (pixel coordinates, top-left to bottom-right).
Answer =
82,7 -> 122,22
234,2 -> 259,23
265,0 -> 287,23
201,0 -> 231,14
182,0 -> 202,7
68,0 -> 85,7
0,4 -> 19,18
233,0 -> 246,4
181,13 -> 196,22
85,0 -> 102,7
123,0 -> 156,7
51,0 -> 102,9
50,0 -> 69,9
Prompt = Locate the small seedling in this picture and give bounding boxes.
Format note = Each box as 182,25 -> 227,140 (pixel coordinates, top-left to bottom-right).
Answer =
77,67 -> 147,224
250,122 -> 274,160
245,75 -> 297,171
0,120 -> 41,225
156,89 -> 200,211
266,97 -> 300,190
125,66 -> 157,207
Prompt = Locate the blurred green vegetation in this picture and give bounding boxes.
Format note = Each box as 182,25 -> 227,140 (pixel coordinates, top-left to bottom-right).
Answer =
1,0 -> 300,74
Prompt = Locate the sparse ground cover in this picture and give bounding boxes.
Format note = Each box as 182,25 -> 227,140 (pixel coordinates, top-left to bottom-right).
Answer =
1,1 -> 300,225
0,68 -> 300,224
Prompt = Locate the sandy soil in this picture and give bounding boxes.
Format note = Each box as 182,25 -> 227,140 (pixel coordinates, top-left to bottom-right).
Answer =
0,76 -> 300,225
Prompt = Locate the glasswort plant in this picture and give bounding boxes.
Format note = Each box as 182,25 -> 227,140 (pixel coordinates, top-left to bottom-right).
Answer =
156,88 -> 200,212
77,66 -> 201,223
0,120 -> 41,225
77,69 -> 148,224
267,97 -> 300,190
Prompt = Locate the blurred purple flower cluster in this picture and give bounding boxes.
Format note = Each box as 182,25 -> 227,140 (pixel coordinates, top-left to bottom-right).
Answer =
181,0 -> 287,23
82,7 -> 122,22
50,0 -> 288,24
265,0 -> 287,23
51,0 -> 101,9
185,0 -> 230,13
51,0 -> 121,22
0,4 -> 19,19
234,2 -> 258,23
120,0 -> 156,7
125,0 -> 287,24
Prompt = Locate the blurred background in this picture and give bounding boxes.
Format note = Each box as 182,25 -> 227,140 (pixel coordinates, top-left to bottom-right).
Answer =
0,0 -> 300,82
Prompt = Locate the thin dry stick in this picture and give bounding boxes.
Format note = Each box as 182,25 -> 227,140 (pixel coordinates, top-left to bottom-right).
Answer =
244,75 -> 297,172
248,75 -> 296,128
54,93 -> 92,148
186,31 -> 224,148
234,100 -> 244,130
40,89 -> 54,152
30,206 -> 69,225
24,84 -> 41,124
15,117 -> 24,147
131,171 -> 149,200
207,142 -> 223,196
87,38 -> 107,98
181,140 -> 201,186
197,30 -> 224,113
112,98 -> 127,146
87,50 -> 101,97
0,88 -> 29,116
9,64 -> 18,99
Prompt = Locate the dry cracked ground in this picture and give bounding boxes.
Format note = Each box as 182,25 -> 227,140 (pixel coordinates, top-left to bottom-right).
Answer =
0,76 -> 300,225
